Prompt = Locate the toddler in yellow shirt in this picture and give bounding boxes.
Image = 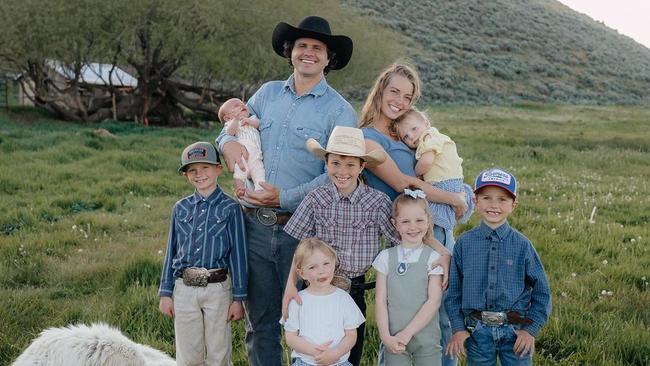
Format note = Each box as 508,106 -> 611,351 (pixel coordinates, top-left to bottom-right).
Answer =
394,109 -> 474,233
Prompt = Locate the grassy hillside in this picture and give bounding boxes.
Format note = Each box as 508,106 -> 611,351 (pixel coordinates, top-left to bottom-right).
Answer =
1,106 -> 649,365
346,0 -> 650,105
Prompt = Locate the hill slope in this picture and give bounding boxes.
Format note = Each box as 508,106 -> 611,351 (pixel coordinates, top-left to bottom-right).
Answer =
346,0 -> 650,104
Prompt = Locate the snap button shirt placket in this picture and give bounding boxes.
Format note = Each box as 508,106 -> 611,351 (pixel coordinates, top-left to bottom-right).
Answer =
486,233 -> 500,310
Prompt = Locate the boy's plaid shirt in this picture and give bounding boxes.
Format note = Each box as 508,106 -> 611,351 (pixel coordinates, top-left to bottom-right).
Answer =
284,182 -> 399,278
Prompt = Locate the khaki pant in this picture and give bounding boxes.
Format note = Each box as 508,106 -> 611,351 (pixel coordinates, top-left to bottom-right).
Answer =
173,278 -> 232,366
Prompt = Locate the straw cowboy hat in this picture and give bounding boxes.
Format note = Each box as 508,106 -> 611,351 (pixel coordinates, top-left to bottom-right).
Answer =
306,126 -> 387,167
272,16 -> 353,70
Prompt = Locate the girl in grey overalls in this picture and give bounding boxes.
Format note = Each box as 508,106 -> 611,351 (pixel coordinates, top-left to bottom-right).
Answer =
373,189 -> 444,366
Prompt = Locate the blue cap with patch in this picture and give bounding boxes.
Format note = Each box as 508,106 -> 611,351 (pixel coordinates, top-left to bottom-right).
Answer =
474,168 -> 517,198
178,141 -> 221,172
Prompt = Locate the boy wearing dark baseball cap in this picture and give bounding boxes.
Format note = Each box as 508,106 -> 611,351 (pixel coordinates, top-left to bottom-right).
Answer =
445,168 -> 551,365
159,141 -> 248,365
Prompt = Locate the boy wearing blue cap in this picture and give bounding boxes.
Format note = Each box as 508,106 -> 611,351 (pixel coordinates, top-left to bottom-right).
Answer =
158,141 -> 248,366
445,168 -> 551,365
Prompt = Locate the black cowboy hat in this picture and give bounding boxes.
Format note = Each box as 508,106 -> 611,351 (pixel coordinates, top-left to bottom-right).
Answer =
272,16 -> 353,70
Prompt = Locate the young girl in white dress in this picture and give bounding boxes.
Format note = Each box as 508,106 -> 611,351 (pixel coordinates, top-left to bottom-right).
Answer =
283,238 -> 365,366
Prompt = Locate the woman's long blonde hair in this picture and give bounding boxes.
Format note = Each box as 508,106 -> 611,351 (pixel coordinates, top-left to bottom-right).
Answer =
358,63 -> 422,129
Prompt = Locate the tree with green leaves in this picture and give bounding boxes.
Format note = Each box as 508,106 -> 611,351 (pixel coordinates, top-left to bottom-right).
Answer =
0,0 -> 402,124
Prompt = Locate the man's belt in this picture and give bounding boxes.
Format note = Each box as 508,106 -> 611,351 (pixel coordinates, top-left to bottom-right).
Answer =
181,267 -> 228,287
243,207 -> 292,226
470,310 -> 533,326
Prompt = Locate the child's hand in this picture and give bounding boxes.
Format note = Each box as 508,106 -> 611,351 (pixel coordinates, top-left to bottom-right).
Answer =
451,191 -> 468,220
513,329 -> 535,357
382,335 -> 406,354
394,330 -> 413,347
313,347 -> 339,365
313,340 -> 333,354
445,330 -> 470,359
227,300 -> 244,322
158,297 -> 174,318
240,117 -> 259,128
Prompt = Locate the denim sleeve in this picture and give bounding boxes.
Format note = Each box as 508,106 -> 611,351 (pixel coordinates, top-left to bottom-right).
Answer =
215,129 -> 238,154
228,206 -> 248,301
279,104 -> 357,211
522,243 -> 552,337
280,172 -> 329,212
445,240 -> 466,333
158,207 -> 178,297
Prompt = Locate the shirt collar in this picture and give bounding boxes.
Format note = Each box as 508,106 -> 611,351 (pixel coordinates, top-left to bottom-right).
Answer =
329,181 -> 366,203
191,185 -> 223,205
283,74 -> 328,97
478,220 -> 512,241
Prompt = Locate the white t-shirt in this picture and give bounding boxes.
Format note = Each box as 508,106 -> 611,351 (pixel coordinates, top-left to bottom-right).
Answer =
282,287 -> 365,365
372,245 -> 445,276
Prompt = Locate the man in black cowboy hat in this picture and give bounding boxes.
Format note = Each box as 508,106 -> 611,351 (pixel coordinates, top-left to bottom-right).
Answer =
216,15 -> 356,366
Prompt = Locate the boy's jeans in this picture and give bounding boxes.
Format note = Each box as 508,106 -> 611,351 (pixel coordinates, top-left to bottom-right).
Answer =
466,320 -> 532,366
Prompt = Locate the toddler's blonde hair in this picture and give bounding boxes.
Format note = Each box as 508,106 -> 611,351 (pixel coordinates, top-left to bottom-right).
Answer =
294,237 -> 337,271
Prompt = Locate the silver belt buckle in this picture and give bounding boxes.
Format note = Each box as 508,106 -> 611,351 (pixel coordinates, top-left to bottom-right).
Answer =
481,311 -> 507,326
256,207 -> 277,226
182,267 -> 209,287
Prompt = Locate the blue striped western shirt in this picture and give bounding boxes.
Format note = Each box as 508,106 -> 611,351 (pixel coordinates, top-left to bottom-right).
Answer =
158,186 -> 248,300
445,221 -> 551,336
215,74 -> 357,212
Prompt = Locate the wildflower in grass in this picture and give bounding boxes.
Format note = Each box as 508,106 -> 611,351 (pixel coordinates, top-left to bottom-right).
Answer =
561,292 -> 568,298
602,260 -> 608,265
631,238 -> 636,243
571,273 -> 577,278
551,228 -> 557,234
144,203 -> 151,209
158,250 -> 163,255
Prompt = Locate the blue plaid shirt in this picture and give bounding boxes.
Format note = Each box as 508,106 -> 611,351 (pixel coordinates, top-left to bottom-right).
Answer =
445,221 -> 551,336
158,186 -> 248,300
216,74 -> 357,211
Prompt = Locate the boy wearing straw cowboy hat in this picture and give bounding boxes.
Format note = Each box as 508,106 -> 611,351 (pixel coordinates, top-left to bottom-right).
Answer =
215,16 -> 356,366
283,126 -> 399,365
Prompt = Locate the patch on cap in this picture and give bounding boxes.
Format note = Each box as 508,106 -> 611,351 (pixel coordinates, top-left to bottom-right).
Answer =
474,168 -> 517,198
187,147 -> 208,161
480,169 -> 512,186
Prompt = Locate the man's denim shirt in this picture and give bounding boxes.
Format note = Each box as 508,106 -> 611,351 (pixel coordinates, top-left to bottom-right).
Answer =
216,74 -> 356,211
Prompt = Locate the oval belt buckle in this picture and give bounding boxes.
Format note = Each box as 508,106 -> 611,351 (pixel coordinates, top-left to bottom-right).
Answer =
256,208 -> 277,226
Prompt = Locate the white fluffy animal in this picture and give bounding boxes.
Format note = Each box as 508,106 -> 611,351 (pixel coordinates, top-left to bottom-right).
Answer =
12,323 -> 176,366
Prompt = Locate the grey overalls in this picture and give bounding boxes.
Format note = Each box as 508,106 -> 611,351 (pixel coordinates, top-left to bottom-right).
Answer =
386,245 -> 442,366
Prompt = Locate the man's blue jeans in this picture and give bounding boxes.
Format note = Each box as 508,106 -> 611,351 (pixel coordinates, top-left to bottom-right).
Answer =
465,320 -> 532,366
244,213 -> 299,366
434,225 -> 457,366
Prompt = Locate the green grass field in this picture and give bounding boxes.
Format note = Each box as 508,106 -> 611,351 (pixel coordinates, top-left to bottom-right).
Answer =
1,105 -> 649,365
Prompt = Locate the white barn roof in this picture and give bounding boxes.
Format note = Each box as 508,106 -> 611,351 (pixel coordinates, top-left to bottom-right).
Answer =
49,60 -> 138,87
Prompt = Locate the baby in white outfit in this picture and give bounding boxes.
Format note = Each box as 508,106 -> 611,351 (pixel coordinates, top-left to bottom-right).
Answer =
218,98 -> 266,197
